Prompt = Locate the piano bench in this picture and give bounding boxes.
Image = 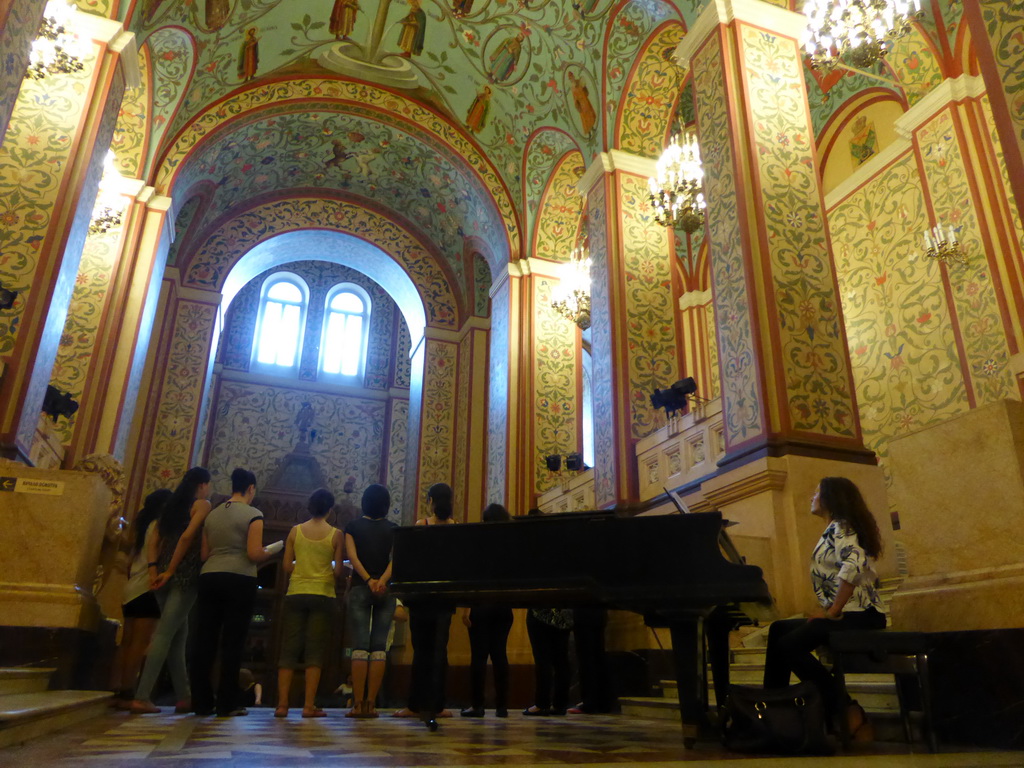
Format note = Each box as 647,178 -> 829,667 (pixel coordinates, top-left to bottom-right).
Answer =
828,630 -> 937,753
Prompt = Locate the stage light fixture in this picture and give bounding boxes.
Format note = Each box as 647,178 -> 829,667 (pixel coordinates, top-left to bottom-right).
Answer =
545,454 -> 562,472
565,452 -> 584,472
650,377 -> 699,416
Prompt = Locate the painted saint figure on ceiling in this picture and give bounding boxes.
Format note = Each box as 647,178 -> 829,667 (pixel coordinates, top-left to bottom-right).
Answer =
489,32 -> 524,83
331,0 -> 359,40
398,0 -> 426,58
452,0 -> 474,17
568,71 -> 597,136
466,86 -> 491,133
239,27 -> 259,82
206,0 -> 229,29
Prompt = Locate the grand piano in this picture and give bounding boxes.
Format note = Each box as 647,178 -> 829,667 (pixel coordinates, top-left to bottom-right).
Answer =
389,509 -> 772,746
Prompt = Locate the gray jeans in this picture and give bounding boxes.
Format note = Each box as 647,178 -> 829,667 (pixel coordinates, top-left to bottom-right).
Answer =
347,585 -> 396,654
134,584 -> 196,702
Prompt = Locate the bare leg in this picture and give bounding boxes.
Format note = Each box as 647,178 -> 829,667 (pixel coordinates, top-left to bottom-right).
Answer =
277,668 -> 293,714
303,667 -> 322,713
122,618 -> 158,698
351,658 -> 368,711
366,659 -> 387,714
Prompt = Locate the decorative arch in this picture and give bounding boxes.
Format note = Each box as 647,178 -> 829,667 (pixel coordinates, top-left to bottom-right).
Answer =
152,76 -> 519,268
954,17 -> 980,77
602,0 -> 684,152
882,23 -> 946,106
186,195 -> 460,330
615,21 -> 688,157
818,89 -> 907,192
532,150 -> 586,263
140,25 -> 197,182
522,128 -> 583,258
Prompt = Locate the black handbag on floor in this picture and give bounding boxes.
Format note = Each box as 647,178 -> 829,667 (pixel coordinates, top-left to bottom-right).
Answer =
721,682 -> 833,755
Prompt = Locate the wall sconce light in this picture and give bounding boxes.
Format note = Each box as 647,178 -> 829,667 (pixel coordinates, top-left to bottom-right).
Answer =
923,223 -> 966,267
27,1 -> 88,80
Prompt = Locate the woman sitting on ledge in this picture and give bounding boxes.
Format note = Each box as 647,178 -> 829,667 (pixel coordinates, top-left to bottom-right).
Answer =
762,476 -> 886,739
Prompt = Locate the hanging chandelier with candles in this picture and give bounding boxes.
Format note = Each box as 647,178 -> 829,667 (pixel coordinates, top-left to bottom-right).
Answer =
647,132 -> 706,234
27,1 -> 87,80
802,0 -> 923,72
550,246 -> 592,330
89,151 -> 126,236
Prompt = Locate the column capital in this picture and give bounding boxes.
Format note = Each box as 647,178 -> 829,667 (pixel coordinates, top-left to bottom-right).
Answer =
577,149 -> 658,196
674,0 -> 806,68
895,74 -> 987,139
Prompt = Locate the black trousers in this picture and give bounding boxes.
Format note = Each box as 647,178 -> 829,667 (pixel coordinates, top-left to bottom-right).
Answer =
191,572 -> 257,715
572,607 -> 612,712
407,606 -> 452,715
526,612 -> 570,712
763,607 -> 886,714
468,606 -> 514,710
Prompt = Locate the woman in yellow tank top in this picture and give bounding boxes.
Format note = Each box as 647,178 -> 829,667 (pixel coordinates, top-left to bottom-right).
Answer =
275,489 -> 344,718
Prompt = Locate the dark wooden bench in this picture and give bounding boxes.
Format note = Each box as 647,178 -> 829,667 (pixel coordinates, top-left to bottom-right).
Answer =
828,630 -> 937,752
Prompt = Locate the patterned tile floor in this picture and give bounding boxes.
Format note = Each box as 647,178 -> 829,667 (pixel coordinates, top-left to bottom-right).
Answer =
4,709 -> 1022,767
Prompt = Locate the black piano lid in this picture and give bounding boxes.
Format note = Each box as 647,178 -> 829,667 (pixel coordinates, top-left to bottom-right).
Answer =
389,510 -> 771,610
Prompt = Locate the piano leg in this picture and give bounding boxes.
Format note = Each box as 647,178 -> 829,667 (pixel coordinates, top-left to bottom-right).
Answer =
668,616 -> 710,749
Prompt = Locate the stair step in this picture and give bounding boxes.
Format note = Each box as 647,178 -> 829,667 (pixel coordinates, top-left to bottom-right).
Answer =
0,668 -> 54,697
0,690 -> 112,748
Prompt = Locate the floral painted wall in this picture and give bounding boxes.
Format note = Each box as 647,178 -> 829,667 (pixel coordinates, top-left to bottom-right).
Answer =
49,226 -> 123,445
0,0 -> 45,145
204,380 -> 388,498
828,151 -> 976,478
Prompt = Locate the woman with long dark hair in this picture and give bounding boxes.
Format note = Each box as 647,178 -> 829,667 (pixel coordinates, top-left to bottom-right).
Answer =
131,466 -> 212,714
394,482 -> 456,727
763,476 -> 886,738
111,488 -> 172,707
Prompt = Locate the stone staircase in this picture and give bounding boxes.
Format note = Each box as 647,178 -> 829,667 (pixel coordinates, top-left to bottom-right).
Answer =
0,668 -> 111,748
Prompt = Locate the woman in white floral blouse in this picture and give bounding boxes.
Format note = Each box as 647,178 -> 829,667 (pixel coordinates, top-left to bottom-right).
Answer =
762,476 -> 886,738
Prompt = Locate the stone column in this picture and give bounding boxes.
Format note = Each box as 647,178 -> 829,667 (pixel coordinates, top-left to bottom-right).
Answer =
52,183 -> 173,468
415,330 -> 459,515
676,0 -> 895,616
452,319 -> 490,522
678,288 -> 719,403
579,151 -> 681,508
133,283 -> 221,498
0,13 -> 132,462
486,267 -> 524,511
963,0 -> 1024,227
676,0 -> 868,466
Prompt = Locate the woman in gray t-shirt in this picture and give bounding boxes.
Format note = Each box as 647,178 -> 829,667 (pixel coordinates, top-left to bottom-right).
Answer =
191,468 -> 279,717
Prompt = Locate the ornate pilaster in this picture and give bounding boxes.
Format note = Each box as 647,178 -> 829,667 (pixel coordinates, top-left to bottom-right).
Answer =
485,266 -> 523,511
0,12 -> 132,462
579,150 -> 682,507
53,183 -> 173,467
415,329 -> 459,516
678,289 -> 719,403
894,75 -> 1021,398
963,0 -> 1024,228
676,0 -> 868,466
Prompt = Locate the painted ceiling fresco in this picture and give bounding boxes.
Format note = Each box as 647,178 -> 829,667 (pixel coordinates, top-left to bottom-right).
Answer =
169,106 -> 506,285
92,0 -> 971,301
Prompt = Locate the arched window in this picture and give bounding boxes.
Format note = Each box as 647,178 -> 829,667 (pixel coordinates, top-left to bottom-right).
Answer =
320,283 -> 371,381
581,334 -> 594,469
251,273 -> 308,374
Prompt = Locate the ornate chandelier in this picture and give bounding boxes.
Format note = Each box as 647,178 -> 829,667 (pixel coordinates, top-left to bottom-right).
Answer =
89,151 -> 126,236
27,1 -> 87,80
923,223 -> 966,267
802,0 -> 923,72
648,133 -> 706,234
550,247 -> 592,330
